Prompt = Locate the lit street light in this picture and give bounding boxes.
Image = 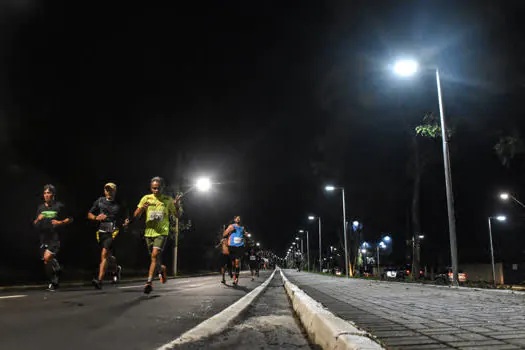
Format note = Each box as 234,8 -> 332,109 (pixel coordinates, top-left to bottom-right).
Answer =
375,236 -> 392,276
488,215 -> 506,285
500,192 -> 525,209
393,59 -> 459,286
325,185 -> 348,278
308,215 -> 322,272
298,229 -> 310,272
195,177 -> 212,192
173,176 -> 214,276
393,60 -> 418,77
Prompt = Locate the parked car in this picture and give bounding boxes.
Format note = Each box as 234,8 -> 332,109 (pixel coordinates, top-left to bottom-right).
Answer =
435,267 -> 467,283
397,264 -> 425,279
381,267 -> 402,280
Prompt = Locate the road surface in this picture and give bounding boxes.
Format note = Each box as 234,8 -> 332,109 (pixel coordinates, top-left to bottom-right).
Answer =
0,272 -> 268,350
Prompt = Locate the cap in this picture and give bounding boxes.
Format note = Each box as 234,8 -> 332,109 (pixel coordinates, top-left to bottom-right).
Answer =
104,182 -> 117,191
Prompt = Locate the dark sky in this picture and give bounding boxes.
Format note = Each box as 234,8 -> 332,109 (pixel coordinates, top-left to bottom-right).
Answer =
2,1 -> 525,275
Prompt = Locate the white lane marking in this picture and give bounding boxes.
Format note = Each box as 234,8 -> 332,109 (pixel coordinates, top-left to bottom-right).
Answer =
0,295 -> 27,300
118,285 -> 144,289
157,269 -> 277,349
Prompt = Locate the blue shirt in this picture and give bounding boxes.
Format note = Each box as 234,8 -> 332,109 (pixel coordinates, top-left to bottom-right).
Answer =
228,224 -> 245,247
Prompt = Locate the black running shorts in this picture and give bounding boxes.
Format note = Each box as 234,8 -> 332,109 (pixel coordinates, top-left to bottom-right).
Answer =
229,246 -> 244,261
97,231 -> 115,251
220,253 -> 231,267
40,240 -> 60,258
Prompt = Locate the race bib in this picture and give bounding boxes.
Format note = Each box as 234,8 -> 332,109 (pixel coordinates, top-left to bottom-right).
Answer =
250,256 -> 256,261
99,221 -> 115,232
148,210 -> 164,221
233,237 -> 243,244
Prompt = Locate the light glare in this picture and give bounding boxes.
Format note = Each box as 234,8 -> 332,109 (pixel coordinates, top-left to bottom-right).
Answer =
496,216 -> 507,221
394,60 -> 418,77
196,177 -> 212,191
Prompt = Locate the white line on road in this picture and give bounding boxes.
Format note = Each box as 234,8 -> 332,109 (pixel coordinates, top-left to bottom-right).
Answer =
118,285 -> 143,289
0,295 -> 27,300
157,269 -> 277,349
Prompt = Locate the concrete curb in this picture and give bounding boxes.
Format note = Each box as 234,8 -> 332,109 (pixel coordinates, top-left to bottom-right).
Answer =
0,272 -> 219,292
280,270 -> 384,350
157,269 -> 277,349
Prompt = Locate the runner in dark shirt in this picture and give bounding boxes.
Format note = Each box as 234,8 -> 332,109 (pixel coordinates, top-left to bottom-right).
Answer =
88,182 -> 129,289
33,184 -> 72,291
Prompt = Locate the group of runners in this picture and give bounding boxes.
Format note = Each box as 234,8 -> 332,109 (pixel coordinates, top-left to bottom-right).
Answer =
34,177 -> 181,294
34,177 -> 261,294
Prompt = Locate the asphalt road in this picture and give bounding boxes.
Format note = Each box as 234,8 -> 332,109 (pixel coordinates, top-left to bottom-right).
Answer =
0,271 -> 272,350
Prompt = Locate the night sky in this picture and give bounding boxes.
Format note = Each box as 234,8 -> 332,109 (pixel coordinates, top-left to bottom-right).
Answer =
2,1 -> 525,281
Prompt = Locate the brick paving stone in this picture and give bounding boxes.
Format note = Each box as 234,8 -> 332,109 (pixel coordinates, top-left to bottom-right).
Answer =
507,338 -> 525,346
458,345 -> 522,350
455,333 -> 494,341
283,270 -> 525,350
392,344 -> 454,350
381,336 -> 438,346
447,340 -> 508,347
431,334 -> 466,342
493,332 -> 525,340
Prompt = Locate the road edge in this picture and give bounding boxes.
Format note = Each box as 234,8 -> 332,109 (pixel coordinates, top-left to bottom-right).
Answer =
156,268 -> 277,349
280,269 -> 384,350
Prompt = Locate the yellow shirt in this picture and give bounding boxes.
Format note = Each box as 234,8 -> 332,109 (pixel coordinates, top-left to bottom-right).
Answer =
138,194 -> 176,237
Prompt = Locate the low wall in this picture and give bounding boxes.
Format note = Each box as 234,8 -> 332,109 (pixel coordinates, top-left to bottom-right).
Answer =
460,263 -> 504,284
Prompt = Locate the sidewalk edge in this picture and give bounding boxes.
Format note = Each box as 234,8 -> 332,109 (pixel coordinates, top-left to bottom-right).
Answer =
280,270 -> 384,350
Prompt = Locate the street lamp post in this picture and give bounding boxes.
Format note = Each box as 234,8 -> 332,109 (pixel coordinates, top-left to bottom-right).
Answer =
487,215 -> 506,285
299,230 -> 310,272
325,185 -> 349,277
173,177 -> 212,276
500,193 -> 525,209
393,60 -> 459,286
309,215 -> 322,272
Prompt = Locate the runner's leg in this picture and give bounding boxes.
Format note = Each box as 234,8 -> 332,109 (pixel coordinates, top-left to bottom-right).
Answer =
98,247 -> 109,281
43,249 -> 60,289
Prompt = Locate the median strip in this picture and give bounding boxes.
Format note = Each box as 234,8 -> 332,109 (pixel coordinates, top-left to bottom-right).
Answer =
157,269 -> 277,349
280,269 -> 384,350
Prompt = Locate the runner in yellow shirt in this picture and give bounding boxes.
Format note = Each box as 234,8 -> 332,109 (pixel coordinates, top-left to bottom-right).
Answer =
134,176 -> 181,294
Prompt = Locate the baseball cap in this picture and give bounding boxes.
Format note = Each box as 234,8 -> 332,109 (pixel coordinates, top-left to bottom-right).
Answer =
104,182 -> 117,191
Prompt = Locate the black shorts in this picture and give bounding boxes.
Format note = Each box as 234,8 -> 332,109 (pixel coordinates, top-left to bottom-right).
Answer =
249,260 -> 258,270
40,240 -> 60,258
220,253 -> 231,267
229,246 -> 245,261
97,231 -> 115,251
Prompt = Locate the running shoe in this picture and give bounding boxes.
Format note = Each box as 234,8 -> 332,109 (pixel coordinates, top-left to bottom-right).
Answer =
144,282 -> 153,294
92,278 -> 102,290
113,265 -> 122,284
159,265 -> 167,284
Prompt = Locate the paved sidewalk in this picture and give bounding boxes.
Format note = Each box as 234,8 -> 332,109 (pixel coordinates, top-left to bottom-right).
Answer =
283,270 -> 525,350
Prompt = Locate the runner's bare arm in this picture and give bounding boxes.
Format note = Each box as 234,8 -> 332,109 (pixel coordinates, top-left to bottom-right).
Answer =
222,224 -> 234,237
